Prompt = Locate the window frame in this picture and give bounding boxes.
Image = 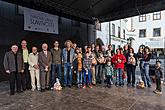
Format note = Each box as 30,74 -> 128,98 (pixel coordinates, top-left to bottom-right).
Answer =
139,14 -> 146,22
139,29 -> 146,38
153,28 -> 161,37
153,12 -> 161,20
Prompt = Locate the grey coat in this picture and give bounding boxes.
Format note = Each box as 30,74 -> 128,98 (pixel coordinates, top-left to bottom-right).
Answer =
38,51 -> 52,71
3,51 -> 24,73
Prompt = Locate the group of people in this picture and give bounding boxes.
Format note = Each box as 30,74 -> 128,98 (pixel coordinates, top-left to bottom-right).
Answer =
3,40 -> 163,95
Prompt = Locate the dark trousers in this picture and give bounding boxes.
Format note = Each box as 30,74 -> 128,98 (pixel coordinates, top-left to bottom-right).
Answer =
156,78 -> 161,92
51,64 -> 61,87
127,65 -> 136,85
106,75 -> 112,86
10,72 -> 21,94
24,63 -> 31,89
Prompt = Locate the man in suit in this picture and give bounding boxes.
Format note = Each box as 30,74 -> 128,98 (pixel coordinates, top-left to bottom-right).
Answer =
3,44 -> 24,95
38,43 -> 52,92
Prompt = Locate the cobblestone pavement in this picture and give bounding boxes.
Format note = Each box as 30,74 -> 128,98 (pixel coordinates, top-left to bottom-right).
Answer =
0,59 -> 164,110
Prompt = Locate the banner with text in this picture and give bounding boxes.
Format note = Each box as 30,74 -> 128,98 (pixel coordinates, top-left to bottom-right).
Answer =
24,8 -> 58,34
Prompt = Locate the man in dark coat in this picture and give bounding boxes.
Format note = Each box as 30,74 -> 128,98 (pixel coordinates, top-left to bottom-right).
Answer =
3,44 -> 24,95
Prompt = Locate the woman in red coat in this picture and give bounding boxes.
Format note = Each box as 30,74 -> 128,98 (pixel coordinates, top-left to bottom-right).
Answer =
112,48 -> 126,86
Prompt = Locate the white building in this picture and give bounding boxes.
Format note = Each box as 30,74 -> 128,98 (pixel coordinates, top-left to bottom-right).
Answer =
96,19 -> 128,51
129,10 -> 165,53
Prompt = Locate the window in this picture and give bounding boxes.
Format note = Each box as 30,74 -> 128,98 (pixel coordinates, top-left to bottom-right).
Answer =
118,26 -> 121,38
112,23 -> 115,36
153,28 -> 161,37
139,29 -> 146,38
139,14 -> 146,22
123,29 -> 125,39
153,12 -> 161,20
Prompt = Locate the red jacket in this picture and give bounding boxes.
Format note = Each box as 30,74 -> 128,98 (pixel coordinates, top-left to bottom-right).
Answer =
112,54 -> 126,69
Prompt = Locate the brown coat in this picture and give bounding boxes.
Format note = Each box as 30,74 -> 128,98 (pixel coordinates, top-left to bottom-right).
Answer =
38,51 -> 52,71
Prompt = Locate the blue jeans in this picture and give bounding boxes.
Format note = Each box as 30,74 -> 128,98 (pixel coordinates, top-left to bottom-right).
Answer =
64,63 -> 72,86
51,64 -> 61,87
77,70 -> 82,85
83,69 -> 92,85
95,64 -> 103,83
116,68 -> 123,85
141,64 -> 151,87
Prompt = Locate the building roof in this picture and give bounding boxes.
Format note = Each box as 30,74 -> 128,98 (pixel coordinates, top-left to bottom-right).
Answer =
4,0 -> 165,23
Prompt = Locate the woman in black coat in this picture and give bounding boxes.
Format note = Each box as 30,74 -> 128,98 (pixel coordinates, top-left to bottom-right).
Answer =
126,47 -> 137,87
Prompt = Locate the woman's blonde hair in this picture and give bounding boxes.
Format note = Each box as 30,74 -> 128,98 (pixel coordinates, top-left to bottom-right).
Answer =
64,40 -> 72,47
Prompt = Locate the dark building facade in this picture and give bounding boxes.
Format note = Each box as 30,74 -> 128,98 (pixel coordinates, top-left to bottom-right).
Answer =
0,1 -> 96,81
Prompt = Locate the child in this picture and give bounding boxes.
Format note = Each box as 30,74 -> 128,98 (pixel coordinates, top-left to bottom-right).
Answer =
153,61 -> 163,95
77,50 -> 83,88
73,48 -> 83,88
83,52 -> 92,88
112,49 -> 126,86
104,60 -> 113,88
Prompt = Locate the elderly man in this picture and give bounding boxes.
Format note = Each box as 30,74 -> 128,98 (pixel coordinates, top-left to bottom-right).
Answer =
38,43 -> 52,92
3,44 -> 24,95
28,47 -> 40,91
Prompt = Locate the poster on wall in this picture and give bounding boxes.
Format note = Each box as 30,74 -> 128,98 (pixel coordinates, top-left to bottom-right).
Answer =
24,8 -> 58,34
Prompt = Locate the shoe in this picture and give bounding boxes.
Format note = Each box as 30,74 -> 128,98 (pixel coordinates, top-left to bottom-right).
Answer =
80,84 -> 82,88
10,92 -> 15,95
132,84 -> 135,88
17,90 -> 23,93
148,85 -> 152,88
157,91 -> 162,95
153,90 -> 158,94
38,88 -> 41,91
127,83 -> 131,87
89,84 -> 92,88
31,88 -> 35,91
68,85 -> 72,88
46,87 -> 50,90
108,84 -> 111,88
115,83 -> 118,87
41,89 -> 45,92
83,85 -> 86,89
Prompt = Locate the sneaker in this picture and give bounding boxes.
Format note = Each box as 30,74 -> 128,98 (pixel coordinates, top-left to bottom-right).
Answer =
83,85 -> 86,89
89,84 -> 92,88
115,83 -> 119,87
157,91 -> 162,95
153,90 -> 158,94
132,84 -> 135,88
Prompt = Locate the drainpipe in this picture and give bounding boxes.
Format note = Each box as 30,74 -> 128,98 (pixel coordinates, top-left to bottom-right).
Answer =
109,21 -> 111,44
